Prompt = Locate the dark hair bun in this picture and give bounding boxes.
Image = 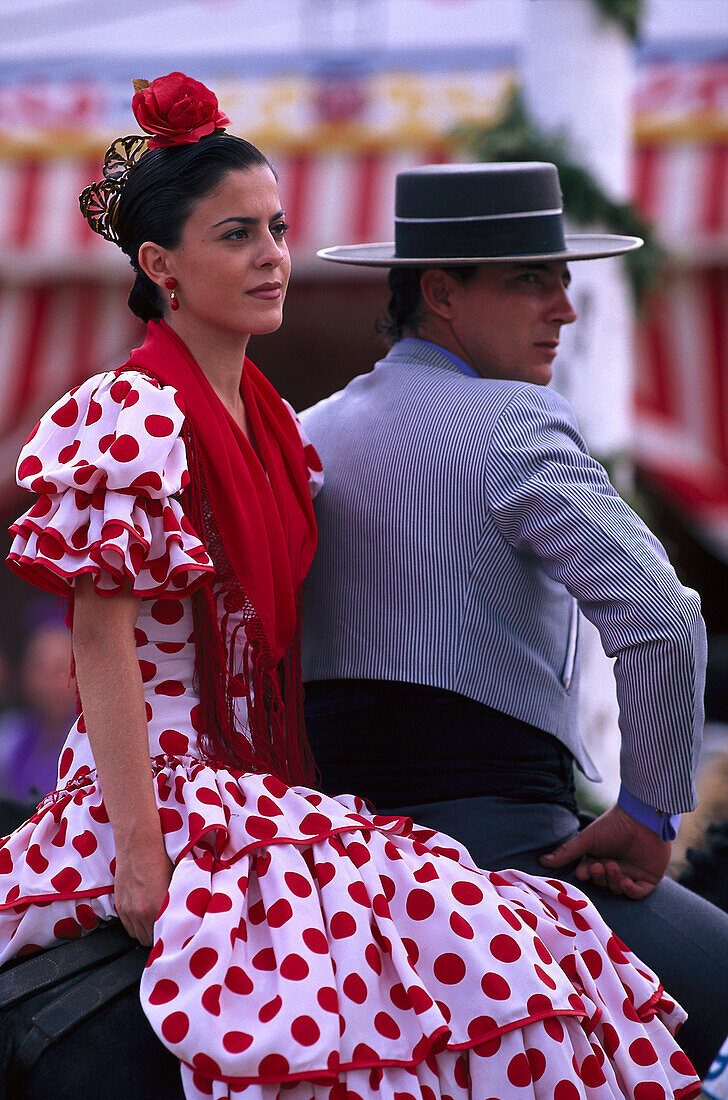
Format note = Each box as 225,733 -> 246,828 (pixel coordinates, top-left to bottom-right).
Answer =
128,270 -> 164,322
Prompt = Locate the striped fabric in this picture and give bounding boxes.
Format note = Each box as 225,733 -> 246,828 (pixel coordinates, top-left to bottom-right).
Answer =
300,338 -> 706,815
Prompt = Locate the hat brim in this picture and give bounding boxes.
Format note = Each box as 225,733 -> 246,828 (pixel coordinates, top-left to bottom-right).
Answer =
317,233 -> 643,266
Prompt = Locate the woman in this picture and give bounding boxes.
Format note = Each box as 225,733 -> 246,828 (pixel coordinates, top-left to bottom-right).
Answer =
0,73 -> 700,1100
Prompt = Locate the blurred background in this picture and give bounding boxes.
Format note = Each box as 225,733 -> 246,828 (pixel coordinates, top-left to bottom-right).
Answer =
0,0 -> 727,853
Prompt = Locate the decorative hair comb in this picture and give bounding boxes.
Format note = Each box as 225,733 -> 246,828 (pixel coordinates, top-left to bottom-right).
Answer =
79,72 -> 230,242
79,135 -> 149,243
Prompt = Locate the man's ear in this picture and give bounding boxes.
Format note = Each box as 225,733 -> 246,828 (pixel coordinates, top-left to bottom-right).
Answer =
419,268 -> 458,320
137,241 -> 173,290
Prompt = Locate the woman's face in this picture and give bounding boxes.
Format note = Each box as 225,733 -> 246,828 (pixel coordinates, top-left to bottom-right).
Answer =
162,164 -> 291,340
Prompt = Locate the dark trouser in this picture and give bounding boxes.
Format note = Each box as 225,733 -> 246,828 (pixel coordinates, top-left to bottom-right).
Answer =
305,680 -> 728,1078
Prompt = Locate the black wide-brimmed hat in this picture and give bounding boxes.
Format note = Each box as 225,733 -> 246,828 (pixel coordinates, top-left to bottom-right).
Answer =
317,162 -> 642,266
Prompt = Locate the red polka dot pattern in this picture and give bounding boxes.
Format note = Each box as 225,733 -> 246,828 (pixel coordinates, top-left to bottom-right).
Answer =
0,378 -> 699,1099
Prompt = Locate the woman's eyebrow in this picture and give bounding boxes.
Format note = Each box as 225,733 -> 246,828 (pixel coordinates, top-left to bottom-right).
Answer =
212,210 -> 286,228
212,216 -> 258,228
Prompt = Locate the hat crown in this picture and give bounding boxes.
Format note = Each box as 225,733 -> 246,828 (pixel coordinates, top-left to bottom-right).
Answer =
392,161 -> 567,261
395,162 -> 563,221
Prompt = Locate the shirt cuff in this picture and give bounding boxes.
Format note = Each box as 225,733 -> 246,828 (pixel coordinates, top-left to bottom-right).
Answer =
618,784 -> 680,841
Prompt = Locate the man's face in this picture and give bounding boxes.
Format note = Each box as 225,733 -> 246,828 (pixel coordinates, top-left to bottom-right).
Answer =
444,261 -> 577,385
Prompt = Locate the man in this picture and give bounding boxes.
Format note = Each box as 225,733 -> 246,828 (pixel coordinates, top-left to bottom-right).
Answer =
300,161 -> 728,1074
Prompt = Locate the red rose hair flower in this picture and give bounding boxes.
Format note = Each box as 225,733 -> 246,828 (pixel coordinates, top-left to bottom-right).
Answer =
131,71 -> 230,150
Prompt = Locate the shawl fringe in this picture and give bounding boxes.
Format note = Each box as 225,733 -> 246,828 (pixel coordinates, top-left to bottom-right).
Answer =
183,422 -> 318,787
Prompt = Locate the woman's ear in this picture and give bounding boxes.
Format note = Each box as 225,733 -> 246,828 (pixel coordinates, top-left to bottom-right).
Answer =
137,242 -> 172,289
419,268 -> 457,320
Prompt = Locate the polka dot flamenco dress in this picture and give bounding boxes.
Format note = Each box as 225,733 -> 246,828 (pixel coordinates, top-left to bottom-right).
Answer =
0,370 -> 700,1100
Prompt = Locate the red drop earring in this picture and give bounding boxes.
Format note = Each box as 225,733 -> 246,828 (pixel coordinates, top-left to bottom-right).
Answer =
165,277 -> 179,311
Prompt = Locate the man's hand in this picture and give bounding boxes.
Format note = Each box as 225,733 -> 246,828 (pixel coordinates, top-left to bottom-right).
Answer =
538,803 -> 670,899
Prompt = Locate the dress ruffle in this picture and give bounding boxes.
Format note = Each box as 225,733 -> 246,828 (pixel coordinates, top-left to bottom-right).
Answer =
0,761 -> 700,1100
0,375 -> 700,1099
7,370 -> 214,597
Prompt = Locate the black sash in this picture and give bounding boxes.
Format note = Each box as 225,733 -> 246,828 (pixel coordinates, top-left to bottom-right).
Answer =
304,679 -> 577,812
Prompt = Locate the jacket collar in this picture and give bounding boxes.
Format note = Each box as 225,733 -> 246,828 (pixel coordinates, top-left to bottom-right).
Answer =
379,337 -> 479,378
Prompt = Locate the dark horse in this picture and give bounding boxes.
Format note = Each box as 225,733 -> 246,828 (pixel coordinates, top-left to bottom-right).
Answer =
0,800 -> 184,1100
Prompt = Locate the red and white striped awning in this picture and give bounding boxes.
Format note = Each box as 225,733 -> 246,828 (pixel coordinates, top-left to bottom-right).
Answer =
1,142 -> 725,274
0,157 -> 118,278
632,143 -> 728,261
0,281 -> 143,507
634,267 -> 728,557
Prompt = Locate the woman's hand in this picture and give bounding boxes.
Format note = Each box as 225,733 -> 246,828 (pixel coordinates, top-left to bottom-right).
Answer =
114,833 -> 174,945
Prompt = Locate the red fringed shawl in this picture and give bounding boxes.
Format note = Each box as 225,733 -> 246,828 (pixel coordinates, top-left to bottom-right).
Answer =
123,319 -> 319,786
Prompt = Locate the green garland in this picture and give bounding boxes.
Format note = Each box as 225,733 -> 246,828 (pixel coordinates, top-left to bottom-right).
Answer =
452,89 -> 661,305
592,0 -> 643,41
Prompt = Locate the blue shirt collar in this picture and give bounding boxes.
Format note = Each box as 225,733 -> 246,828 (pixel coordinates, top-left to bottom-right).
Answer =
396,338 -> 481,379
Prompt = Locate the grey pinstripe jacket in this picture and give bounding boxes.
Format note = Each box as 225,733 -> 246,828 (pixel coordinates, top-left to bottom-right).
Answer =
300,339 -> 706,814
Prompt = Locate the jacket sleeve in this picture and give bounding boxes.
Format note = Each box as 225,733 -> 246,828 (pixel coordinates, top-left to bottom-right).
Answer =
485,384 -> 706,814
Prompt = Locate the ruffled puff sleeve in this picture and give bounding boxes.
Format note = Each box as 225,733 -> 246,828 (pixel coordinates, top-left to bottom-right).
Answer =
283,398 -> 323,499
7,370 -> 214,599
